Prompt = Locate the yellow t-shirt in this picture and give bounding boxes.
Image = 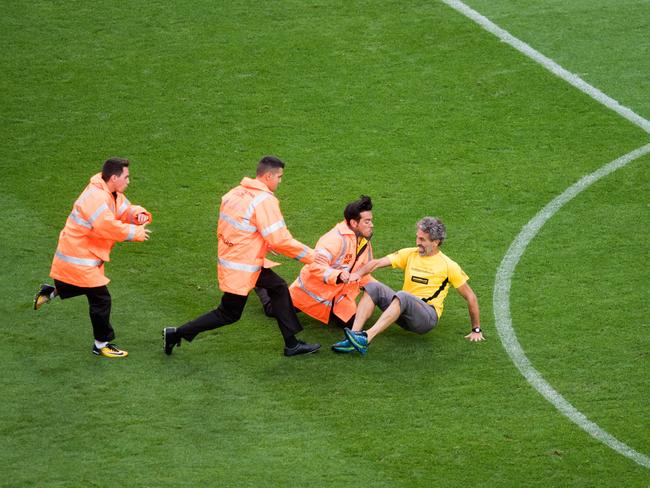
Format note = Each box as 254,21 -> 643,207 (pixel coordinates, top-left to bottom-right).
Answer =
388,247 -> 468,318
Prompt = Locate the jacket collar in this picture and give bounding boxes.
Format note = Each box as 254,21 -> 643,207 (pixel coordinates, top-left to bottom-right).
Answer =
240,177 -> 272,193
90,173 -> 113,193
336,220 -> 355,236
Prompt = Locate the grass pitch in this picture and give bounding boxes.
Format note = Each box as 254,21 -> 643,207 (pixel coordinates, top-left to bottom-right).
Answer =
1,1 -> 648,486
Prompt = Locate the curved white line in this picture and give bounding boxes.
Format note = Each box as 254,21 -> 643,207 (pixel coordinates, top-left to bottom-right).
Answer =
441,0 -> 650,468
494,143 -> 650,468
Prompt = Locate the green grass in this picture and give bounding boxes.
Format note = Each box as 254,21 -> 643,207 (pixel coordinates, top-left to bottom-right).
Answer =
1,1 -> 649,486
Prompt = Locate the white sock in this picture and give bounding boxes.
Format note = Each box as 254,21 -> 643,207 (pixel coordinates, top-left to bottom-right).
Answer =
95,341 -> 108,349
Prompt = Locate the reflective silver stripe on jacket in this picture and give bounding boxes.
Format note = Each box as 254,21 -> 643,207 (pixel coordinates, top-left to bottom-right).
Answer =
88,203 -> 109,225
323,267 -> 336,284
117,199 -> 130,218
293,246 -> 309,261
74,187 -> 98,207
297,276 -> 332,306
67,202 -> 108,229
125,224 -> 136,241
218,258 -> 261,273
332,230 -> 348,267
243,192 -> 271,222
68,210 -> 92,229
261,219 -> 286,237
55,251 -> 102,267
315,248 -> 333,261
219,212 -> 257,232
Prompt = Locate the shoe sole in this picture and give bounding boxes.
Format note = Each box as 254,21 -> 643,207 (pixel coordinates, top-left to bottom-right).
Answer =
92,349 -> 128,358
331,345 -> 355,353
33,294 -> 49,310
284,344 -> 321,357
33,284 -> 55,310
344,329 -> 368,355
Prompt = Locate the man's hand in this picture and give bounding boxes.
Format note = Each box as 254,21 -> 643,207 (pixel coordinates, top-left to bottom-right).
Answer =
338,270 -> 351,283
464,330 -> 485,342
144,228 -> 152,241
348,272 -> 361,283
136,213 -> 149,225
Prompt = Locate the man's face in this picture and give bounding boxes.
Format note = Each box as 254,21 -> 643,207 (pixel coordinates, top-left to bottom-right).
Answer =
111,167 -> 130,193
350,210 -> 374,239
264,168 -> 283,192
416,228 -> 438,256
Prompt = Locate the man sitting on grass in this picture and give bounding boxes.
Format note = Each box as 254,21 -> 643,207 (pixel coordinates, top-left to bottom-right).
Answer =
333,216 -> 484,355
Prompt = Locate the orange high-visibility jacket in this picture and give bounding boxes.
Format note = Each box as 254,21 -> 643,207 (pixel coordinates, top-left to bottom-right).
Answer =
289,221 -> 373,324
50,173 -> 152,288
217,177 -> 315,296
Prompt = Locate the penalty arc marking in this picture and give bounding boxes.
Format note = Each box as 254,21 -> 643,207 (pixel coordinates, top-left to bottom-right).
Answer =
441,0 -> 650,468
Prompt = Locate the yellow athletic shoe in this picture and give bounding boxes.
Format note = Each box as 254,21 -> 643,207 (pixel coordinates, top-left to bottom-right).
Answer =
33,284 -> 56,310
92,343 -> 128,358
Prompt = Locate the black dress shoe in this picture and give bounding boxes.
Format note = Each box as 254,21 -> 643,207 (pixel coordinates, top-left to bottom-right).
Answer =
163,327 -> 181,355
284,340 -> 321,357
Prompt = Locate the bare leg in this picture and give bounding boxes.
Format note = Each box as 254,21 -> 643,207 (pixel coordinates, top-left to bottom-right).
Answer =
366,297 -> 402,342
351,292 -> 376,331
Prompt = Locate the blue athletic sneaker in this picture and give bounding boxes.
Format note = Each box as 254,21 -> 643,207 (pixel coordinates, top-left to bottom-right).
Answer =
331,338 -> 355,353
344,328 -> 368,355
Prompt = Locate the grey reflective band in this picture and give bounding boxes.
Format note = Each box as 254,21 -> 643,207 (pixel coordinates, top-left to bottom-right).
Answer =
55,251 -> 102,267
315,248 -> 333,261
323,267 -> 336,283
261,219 -> 286,237
125,224 -> 136,241
244,193 -> 271,221
297,276 -> 332,306
218,258 -> 261,273
75,187 -> 98,207
332,232 -> 348,267
68,210 -> 92,229
88,203 -> 108,225
219,212 -> 257,233
293,246 -> 308,261
117,199 -> 130,217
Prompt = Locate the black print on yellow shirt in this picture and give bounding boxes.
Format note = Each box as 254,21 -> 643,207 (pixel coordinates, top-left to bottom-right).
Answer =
411,276 -> 429,284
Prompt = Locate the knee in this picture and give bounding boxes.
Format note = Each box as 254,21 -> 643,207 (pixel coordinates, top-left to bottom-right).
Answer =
219,306 -> 244,324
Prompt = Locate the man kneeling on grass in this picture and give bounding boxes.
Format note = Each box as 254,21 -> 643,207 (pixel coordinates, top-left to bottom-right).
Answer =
333,216 -> 484,355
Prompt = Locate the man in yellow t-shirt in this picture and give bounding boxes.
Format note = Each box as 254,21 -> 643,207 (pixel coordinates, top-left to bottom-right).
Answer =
333,216 -> 484,354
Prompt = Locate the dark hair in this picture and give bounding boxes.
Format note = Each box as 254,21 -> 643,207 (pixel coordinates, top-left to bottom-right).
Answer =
256,155 -> 285,176
344,195 -> 373,223
102,157 -> 129,182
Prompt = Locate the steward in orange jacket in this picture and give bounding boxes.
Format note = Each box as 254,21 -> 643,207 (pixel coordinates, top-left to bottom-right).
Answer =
163,156 -> 321,357
217,177 -> 313,295
288,196 -> 374,327
34,158 -> 151,358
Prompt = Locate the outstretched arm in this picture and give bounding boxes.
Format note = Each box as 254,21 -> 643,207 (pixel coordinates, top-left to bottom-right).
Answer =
456,283 -> 485,342
349,256 -> 392,282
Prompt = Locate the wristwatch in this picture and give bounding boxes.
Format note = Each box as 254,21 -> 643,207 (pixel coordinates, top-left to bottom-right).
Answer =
471,327 -> 482,334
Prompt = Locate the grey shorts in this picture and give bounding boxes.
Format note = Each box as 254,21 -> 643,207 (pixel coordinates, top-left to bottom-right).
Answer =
363,281 -> 438,335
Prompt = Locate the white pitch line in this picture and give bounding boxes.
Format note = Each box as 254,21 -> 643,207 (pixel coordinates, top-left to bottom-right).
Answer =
440,0 -> 650,469
441,0 -> 650,134
494,144 -> 650,469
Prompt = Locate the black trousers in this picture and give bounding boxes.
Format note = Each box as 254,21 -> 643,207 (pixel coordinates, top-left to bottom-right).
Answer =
53,279 -> 115,342
177,268 -> 303,343
259,291 -> 354,329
